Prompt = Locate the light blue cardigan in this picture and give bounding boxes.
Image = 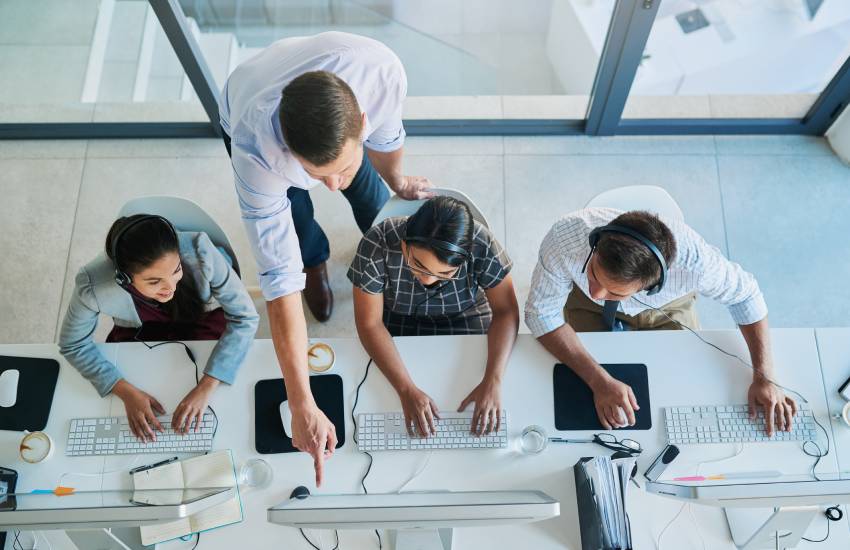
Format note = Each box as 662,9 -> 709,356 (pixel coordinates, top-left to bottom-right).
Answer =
59,231 -> 259,397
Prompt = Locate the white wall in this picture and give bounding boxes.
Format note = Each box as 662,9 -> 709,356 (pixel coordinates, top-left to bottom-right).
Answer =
826,105 -> 850,164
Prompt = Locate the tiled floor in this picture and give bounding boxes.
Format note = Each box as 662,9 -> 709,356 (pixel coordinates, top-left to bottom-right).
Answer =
0,135 -> 848,345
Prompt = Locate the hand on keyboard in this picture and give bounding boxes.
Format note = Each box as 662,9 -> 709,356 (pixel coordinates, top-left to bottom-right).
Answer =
172,375 -> 220,434
458,380 -> 502,435
112,379 -> 165,442
747,380 -> 798,436
399,385 -> 440,437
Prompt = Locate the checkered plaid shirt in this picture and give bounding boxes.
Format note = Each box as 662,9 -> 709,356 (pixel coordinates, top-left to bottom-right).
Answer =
348,217 -> 512,336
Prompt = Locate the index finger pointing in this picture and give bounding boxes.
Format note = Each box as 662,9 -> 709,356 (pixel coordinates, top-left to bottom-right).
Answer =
313,450 -> 325,487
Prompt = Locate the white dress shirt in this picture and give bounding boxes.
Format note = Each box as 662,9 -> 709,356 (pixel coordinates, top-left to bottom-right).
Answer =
219,32 -> 408,300
524,207 -> 768,337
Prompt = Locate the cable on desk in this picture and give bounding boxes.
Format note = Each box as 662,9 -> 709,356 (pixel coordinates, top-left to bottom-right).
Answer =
351,358 -> 382,550
132,333 -> 219,448
632,297 -> 831,476
299,528 -> 339,550
801,505 -> 843,543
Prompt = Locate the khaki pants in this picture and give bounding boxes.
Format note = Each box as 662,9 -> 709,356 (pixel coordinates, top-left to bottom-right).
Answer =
565,288 -> 701,332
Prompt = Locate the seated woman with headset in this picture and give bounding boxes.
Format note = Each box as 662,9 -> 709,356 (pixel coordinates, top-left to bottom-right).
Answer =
348,196 -> 519,438
59,214 -> 259,441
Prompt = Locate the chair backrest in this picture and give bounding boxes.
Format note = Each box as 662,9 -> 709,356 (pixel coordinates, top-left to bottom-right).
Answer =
372,188 -> 491,229
117,196 -> 241,276
585,185 -> 684,223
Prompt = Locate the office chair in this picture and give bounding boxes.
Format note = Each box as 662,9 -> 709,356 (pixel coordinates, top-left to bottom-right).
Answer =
372,188 -> 491,229
118,196 -> 242,277
585,185 -> 684,223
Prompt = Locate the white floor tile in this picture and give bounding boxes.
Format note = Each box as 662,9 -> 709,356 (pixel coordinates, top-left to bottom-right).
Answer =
715,136 -> 834,156
0,0 -> 101,46
0,158 -> 83,343
719,155 -> 850,328
504,135 -> 716,156
0,140 -> 88,159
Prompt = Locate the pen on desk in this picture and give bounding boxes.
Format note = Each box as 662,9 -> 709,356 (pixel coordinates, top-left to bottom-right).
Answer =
673,470 -> 782,482
130,456 -> 179,475
548,438 -> 591,444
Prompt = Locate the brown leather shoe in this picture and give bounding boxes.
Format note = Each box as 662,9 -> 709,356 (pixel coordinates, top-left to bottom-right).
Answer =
303,263 -> 333,322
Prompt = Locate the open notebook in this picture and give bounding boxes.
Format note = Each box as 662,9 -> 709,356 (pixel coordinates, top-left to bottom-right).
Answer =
132,450 -> 242,546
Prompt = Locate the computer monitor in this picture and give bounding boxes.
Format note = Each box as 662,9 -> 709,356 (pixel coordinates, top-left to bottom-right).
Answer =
268,490 -> 560,550
646,475 -> 850,549
0,487 -> 234,531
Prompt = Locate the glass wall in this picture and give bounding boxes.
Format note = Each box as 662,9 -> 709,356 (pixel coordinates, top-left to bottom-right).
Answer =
0,0 -> 208,124
622,0 -> 850,119
181,0 -> 615,120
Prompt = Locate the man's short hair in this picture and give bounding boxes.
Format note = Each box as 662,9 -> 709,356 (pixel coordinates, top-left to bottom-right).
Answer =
595,211 -> 677,289
279,71 -> 362,166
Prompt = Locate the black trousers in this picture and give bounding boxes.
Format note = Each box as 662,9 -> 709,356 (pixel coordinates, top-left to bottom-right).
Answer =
223,131 -> 390,267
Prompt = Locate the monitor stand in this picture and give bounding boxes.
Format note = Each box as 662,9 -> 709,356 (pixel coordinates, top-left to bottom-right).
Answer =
724,506 -> 819,550
390,527 -> 454,550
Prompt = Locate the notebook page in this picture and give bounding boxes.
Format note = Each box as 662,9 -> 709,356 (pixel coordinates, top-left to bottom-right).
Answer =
180,450 -> 242,534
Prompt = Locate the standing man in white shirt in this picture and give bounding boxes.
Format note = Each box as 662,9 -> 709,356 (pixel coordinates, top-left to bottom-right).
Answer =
219,32 -> 432,486
525,207 -> 797,436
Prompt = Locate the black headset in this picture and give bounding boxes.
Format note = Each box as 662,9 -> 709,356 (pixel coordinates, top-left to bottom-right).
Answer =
582,224 -> 667,296
111,214 -> 178,287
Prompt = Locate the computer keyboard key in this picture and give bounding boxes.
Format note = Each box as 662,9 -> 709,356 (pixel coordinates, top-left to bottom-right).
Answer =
357,410 -> 508,452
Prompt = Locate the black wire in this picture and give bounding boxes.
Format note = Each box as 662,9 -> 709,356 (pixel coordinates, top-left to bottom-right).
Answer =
351,358 -> 382,550
13,530 -> 22,550
631,296 -> 831,474
299,528 -> 340,550
133,330 -> 219,450
801,505 -> 843,543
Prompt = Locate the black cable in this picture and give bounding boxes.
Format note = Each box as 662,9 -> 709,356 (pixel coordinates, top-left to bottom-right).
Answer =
351,358 -> 382,549
133,330 -> 220,448
299,528 -> 339,550
13,530 -> 22,550
801,505 -> 843,543
631,296 -> 831,475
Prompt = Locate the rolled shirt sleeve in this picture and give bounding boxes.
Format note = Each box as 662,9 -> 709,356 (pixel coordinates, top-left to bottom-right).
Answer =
524,226 -> 576,338
682,225 -> 768,325
363,64 -> 407,154
233,154 -> 306,301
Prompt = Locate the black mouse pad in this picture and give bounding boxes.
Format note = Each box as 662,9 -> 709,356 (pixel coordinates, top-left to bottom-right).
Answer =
0,356 -> 59,432
254,375 -> 346,454
553,363 -> 652,431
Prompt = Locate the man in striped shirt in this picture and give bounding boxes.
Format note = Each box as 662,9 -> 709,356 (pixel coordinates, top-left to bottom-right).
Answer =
525,207 -> 796,436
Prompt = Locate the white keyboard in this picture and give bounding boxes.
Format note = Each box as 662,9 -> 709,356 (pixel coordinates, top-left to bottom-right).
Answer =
356,411 -> 508,452
66,413 -> 216,456
664,404 -> 817,445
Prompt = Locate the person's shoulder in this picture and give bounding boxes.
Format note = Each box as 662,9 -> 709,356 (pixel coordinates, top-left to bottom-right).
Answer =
365,217 -> 405,247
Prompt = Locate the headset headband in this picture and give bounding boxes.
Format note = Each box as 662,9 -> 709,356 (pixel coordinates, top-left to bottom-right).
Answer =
111,214 -> 177,287
586,223 -> 667,296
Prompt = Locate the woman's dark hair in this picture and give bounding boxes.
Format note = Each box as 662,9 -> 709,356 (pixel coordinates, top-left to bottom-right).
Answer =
105,215 -> 206,323
595,211 -> 677,288
404,196 -> 474,267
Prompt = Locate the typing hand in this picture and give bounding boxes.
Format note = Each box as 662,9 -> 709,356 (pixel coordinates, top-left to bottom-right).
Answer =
590,376 -> 638,430
391,175 -> 435,201
458,380 -> 501,436
172,375 -> 219,434
290,402 -> 337,487
112,379 -> 165,442
748,379 -> 797,437
399,385 -> 440,437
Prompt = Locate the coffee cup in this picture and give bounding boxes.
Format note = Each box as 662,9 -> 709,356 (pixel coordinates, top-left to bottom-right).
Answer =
832,401 -> 850,428
19,431 -> 54,463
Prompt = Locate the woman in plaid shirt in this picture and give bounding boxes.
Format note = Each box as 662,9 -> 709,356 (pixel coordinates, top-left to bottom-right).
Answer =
348,196 -> 519,439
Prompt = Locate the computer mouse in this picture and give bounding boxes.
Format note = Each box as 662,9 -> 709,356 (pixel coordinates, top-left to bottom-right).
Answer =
279,400 -> 293,439
290,486 -> 310,500
0,369 -> 19,408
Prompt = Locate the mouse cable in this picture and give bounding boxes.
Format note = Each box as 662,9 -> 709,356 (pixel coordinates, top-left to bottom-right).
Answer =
801,505 -> 843,543
299,528 -> 339,550
351,358 -> 382,549
132,331 -> 219,448
631,297 -> 830,477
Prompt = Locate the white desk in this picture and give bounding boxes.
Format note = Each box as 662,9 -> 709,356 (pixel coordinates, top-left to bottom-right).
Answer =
2,330 -> 849,549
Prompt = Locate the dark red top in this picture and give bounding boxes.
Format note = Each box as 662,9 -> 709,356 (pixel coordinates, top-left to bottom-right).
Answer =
106,285 -> 226,343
